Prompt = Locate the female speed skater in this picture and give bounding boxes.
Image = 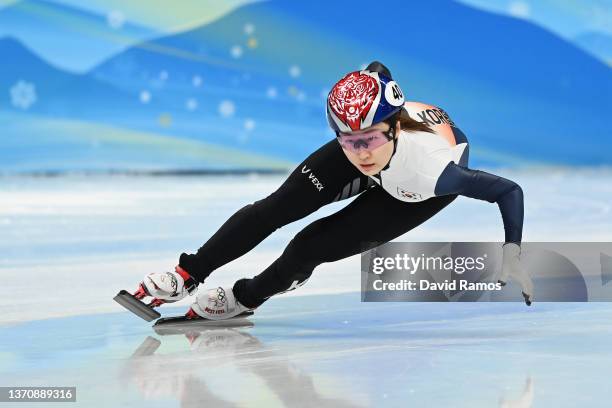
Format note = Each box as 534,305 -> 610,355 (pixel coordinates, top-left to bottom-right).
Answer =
132,61 -> 534,320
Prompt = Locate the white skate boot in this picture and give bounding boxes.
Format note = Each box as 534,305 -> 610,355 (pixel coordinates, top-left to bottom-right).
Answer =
135,265 -> 198,307
185,286 -> 252,321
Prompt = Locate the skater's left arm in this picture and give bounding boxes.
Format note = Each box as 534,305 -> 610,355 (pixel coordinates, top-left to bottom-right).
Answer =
434,163 -> 533,305
434,162 -> 524,244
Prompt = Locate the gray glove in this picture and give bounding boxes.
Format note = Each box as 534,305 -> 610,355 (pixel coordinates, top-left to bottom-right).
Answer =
498,243 -> 534,306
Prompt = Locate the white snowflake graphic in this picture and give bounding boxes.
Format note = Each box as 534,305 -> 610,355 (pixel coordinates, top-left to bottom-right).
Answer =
231,45 -> 243,59
508,1 -> 530,18
244,119 -> 255,131
266,87 -> 278,99
289,65 -> 301,78
139,90 -> 151,104
10,80 -> 37,110
186,98 -> 198,111
107,10 -> 126,29
244,23 -> 255,35
219,100 -> 235,118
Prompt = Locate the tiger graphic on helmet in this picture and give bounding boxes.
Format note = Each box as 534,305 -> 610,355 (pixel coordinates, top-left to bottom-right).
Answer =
327,69 -> 405,133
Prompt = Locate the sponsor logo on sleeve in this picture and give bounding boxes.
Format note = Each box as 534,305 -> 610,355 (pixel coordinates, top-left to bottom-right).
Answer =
301,165 -> 325,191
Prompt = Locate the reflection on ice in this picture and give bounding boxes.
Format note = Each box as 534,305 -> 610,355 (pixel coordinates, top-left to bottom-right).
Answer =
122,327 -> 538,408
499,377 -> 533,408
2,294 -> 610,407
124,330 -> 363,408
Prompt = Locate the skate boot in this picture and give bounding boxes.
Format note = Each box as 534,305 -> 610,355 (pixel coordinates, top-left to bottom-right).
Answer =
185,286 -> 253,321
134,265 -> 198,308
115,264 -> 199,321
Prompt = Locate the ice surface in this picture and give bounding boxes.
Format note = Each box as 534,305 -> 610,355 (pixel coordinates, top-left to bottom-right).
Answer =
0,169 -> 611,406
2,295 -> 612,407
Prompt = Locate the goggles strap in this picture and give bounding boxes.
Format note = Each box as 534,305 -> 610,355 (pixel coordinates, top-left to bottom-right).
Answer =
380,127 -> 399,172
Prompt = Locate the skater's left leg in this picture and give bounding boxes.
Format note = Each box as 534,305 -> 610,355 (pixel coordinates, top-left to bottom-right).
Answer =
179,139 -> 369,283
126,140 -> 368,316
232,187 -> 457,309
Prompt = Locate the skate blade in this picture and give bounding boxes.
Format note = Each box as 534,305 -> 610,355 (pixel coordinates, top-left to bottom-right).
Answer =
114,290 -> 161,322
153,311 -> 254,334
130,336 -> 161,357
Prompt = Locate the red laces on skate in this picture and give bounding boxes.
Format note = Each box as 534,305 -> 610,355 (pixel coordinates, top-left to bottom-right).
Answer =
336,127 -> 394,153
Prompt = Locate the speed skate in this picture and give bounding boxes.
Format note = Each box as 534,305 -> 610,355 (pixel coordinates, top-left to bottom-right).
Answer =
113,289 -> 161,322
113,288 -> 255,327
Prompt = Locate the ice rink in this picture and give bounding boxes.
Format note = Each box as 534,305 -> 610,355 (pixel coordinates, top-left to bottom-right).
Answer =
1,169 -> 612,407
3,296 -> 612,407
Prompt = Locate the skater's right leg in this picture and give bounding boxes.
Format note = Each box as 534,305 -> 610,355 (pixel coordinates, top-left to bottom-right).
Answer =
185,188 -> 456,320
178,139 -> 371,283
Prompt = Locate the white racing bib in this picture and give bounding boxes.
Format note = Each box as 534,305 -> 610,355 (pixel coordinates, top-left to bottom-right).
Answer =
371,130 -> 467,202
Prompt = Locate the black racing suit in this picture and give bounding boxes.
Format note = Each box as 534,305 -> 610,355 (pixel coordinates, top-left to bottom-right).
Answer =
178,123 -> 523,309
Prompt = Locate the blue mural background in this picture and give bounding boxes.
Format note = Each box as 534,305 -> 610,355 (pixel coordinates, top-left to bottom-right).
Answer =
2,5 -> 612,404
1,0 -> 611,172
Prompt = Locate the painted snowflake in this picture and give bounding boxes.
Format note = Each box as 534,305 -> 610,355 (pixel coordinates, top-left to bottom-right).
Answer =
10,80 -> 37,110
